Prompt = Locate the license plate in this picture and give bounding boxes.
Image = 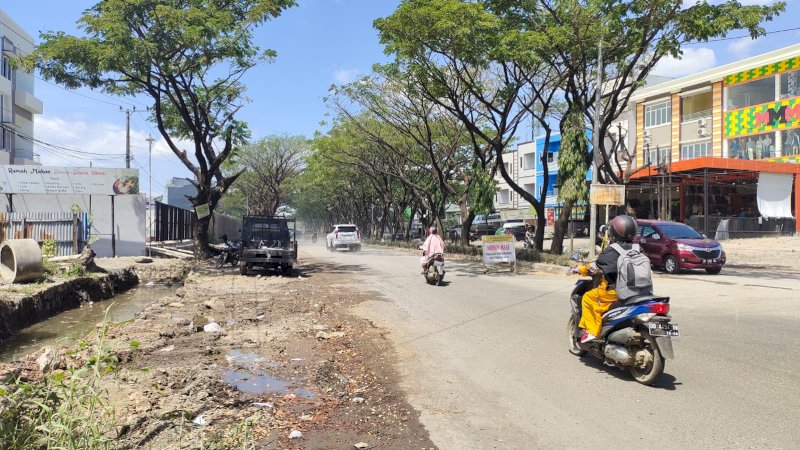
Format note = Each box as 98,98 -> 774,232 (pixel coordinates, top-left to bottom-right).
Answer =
434,261 -> 444,267
648,322 -> 679,337
702,259 -> 718,264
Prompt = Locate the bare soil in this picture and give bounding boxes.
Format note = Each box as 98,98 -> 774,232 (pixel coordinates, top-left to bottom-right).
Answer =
2,258 -> 434,449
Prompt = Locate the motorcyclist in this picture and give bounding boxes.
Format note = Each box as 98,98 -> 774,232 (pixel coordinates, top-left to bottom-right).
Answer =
570,215 -> 638,343
420,226 -> 446,272
524,224 -> 536,247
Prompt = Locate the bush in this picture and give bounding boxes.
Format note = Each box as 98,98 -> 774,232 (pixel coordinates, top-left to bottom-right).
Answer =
365,239 -> 571,266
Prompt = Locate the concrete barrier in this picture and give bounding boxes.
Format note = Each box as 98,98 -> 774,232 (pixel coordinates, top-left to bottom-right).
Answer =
0,239 -> 44,284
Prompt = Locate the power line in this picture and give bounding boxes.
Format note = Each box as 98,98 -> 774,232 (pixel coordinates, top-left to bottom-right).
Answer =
683,26 -> 800,45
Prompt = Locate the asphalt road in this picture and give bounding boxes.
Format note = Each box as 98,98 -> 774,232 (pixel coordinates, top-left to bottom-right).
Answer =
303,243 -> 800,449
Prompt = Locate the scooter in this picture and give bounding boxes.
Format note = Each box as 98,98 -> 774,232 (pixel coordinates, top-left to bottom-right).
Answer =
215,239 -> 240,269
567,260 -> 678,385
422,252 -> 446,286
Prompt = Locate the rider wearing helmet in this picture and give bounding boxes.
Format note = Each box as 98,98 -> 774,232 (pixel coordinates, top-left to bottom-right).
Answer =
572,215 -> 638,343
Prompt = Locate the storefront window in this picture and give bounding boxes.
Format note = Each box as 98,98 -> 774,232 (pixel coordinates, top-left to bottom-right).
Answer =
726,76 -> 775,110
782,129 -> 800,156
780,69 -> 800,100
728,132 -> 776,160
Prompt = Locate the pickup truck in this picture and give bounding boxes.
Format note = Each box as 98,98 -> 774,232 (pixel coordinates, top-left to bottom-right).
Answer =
239,215 -> 297,275
326,224 -> 362,251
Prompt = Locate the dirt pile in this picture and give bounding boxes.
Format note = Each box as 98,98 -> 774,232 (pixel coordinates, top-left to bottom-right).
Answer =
1,261 -> 434,449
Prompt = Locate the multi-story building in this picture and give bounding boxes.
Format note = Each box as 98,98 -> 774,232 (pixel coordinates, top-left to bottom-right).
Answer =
0,9 -> 43,165
494,140 -> 537,222
163,177 -> 196,210
627,43 -> 800,236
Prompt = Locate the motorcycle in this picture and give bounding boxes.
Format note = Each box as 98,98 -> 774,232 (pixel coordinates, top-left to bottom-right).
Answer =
567,259 -> 678,385
422,252 -> 446,286
522,232 -> 536,250
311,232 -> 318,244
215,239 -> 241,269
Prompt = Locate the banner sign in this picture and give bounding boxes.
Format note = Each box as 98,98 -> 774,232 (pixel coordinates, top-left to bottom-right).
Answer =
195,203 -> 211,219
0,166 -> 139,195
724,56 -> 800,86
724,97 -> 800,138
482,234 -> 516,264
590,184 -> 626,206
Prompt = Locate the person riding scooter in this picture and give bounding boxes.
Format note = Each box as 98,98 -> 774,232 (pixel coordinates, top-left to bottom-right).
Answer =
570,215 -> 638,343
420,226 -> 446,273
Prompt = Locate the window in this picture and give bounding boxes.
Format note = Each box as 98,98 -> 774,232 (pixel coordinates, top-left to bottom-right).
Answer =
646,147 -> 671,165
0,56 -> 11,80
547,152 -> 556,164
640,225 -> 657,238
644,100 -> 671,128
497,189 -> 510,204
727,132 -> 776,160
726,76 -> 775,110
523,153 -> 536,170
780,69 -> 800,100
680,141 -> 711,160
782,129 -> 800,156
1,128 -> 11,151
681,91 -> 712,122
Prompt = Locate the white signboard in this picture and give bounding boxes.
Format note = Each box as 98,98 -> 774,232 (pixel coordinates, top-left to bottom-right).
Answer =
482,235 -> 516,264
0,166 -> 140,195
590,184 -> 626,206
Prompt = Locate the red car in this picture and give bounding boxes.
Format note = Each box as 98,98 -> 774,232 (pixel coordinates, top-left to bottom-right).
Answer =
634,220 -> 726,275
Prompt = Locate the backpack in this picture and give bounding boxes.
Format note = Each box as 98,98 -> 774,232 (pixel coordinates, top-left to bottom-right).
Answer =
609,243 -> 653,300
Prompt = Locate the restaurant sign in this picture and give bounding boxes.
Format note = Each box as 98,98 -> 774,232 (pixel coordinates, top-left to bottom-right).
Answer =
724,98 -> 800,138
0,166 -> 140,195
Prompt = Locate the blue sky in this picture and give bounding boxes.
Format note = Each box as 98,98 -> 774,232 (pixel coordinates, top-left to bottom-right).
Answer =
2,0 -> 799,196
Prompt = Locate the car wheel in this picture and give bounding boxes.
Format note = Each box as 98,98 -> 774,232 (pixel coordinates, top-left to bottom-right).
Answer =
664,255 -> 679,274
705,266 -> 722,275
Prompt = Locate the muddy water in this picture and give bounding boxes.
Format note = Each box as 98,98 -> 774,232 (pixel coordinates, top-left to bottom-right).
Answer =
0,285 -> 179,362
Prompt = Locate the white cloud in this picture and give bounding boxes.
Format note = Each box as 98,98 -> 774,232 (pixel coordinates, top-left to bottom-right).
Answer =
653,47 -> 717,78
728,37 -> 758,57
332,68 -> 360,85
33,114 -> 194,194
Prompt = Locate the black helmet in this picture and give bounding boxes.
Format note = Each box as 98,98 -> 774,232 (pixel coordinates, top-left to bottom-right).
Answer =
608,215 -> 637,242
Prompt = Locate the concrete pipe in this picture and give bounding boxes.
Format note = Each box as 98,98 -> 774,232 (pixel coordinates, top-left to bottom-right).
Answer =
0,239 -> 44,284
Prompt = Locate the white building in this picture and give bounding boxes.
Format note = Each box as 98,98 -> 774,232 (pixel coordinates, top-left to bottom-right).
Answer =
494,140 -> 537,221
0,9 -> 44,165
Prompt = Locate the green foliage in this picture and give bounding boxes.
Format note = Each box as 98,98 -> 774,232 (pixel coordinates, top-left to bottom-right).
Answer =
468,161 -> 496,217
41,240 -> 58,276
0,326 -> 119,449
557,108 -> 590,205
64,263 -> 88,279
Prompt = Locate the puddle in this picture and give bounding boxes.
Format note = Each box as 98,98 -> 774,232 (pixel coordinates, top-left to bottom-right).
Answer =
223,350 -> 315,398
0,285 -> 180,362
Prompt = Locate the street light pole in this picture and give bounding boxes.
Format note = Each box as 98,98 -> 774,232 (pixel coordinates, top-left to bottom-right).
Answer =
146,134 -> 155,257
589,38 -> 604,258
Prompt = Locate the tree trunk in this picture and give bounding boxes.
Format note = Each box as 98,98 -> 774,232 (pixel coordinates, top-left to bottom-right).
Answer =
550,199 -> 575,256
459,200 -> 475,245
534,203 -> 546,251
193,215 -> 213,258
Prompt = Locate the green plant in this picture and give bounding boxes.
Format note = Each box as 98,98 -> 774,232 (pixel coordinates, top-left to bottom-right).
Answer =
41,240 -> 58,276
64,263 -> 88,279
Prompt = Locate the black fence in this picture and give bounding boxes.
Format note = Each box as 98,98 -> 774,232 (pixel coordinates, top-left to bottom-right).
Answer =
154,201 -> 195,242
687,216 -> 796,240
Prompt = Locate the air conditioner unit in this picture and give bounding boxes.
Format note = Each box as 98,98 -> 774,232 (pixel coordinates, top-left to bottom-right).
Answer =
697,127 -> 710,137
643,130 -> 651,138
697,118 -> 708,126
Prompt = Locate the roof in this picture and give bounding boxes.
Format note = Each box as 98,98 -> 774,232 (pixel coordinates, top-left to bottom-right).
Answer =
631,43 -> 800,103
629,157 -> 800,182
636,219 -> 686,226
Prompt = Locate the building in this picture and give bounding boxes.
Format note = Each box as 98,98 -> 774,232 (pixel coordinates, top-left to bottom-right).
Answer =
162,177 -> 196,210
494,134 -> 593,227
0,9 -> 43,165
627,43 -> 800,236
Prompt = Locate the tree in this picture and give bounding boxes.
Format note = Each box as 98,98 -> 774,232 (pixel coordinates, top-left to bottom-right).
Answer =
552,107 -> 590,254
376,0 -> 564,251
27,0 -> 296,256
232,134 -> 308,216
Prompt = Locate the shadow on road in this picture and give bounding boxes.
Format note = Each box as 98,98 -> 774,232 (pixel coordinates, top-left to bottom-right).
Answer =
578,356 -> 680,390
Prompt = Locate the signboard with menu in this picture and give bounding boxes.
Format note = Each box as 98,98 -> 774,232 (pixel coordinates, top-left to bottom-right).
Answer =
482,234 -> 517,264
0,166 -> 139,195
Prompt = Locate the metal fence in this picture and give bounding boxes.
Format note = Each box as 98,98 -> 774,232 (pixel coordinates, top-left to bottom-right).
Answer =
154,201 -> 195,242
0,212 -> 88,256
211,213 -> 241,241
687,216 -> 796,240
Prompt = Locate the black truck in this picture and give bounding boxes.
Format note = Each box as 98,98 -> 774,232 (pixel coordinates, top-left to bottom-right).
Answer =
239,215 -> 297,275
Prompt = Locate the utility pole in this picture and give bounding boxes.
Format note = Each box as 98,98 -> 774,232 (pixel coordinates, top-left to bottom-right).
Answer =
589,38 -> 603,258
121,107 -> 138,168
146,134 -> 155,257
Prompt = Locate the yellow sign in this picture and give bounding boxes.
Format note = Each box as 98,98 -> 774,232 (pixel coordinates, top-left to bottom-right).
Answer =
590,184 -> 626,206
482,235 -> 514,244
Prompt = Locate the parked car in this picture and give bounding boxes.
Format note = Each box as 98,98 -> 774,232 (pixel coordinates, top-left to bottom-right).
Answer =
502,223 -> 528,241
326,224 -> 362,251
470,214 -> 501,240
447,227 -> 462,242
634,220 -> 726,274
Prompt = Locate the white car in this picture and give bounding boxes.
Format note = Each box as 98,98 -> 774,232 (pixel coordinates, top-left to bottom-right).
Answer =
326,224 -> 362,251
